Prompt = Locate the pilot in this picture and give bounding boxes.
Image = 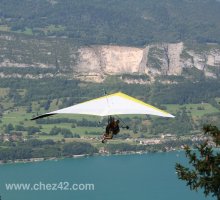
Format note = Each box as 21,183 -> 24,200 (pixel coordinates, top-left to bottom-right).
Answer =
102,117 -> 120,143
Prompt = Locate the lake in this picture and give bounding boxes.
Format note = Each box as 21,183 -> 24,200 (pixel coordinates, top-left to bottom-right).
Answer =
0,152 -> 213,200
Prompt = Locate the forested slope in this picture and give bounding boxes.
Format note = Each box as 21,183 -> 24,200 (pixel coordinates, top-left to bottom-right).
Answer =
0,0 -> 220,45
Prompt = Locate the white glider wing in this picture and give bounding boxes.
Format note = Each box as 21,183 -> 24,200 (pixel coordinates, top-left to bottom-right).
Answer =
31,92 -> 174,120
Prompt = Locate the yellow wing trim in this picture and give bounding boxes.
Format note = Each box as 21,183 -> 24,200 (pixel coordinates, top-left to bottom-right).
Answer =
115,92 -> 172,116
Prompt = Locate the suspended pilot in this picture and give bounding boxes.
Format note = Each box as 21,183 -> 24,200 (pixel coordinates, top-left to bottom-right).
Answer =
102,117 -> 120,143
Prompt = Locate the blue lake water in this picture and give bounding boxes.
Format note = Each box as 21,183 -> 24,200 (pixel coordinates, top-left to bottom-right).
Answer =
0,152 -> 213,200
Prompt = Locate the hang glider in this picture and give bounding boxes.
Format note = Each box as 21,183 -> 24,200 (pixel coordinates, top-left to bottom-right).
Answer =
31,92 -> 175,120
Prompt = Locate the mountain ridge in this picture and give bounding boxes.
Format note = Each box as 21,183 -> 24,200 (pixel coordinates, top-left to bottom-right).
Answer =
1,32 -> 219,83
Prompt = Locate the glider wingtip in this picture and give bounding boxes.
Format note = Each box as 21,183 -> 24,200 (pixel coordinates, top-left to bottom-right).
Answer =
31,113 -> 56,120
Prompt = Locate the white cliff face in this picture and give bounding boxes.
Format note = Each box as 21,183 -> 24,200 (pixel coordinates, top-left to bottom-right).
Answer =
76,45 -> 144,74
75,45 -> 144,82
74,42 -> 220,82
145,43 -> 184,76
76,47 -> 102,73
101,46 -> 144,74
183,48 -> 220,78
167,43 -> 184,75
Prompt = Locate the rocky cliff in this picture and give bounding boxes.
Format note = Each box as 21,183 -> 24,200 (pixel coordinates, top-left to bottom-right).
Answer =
0,33 -> 220,83
74,42 -> 220,82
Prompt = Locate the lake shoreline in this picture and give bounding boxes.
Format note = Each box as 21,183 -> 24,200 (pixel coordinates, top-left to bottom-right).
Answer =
0,149 -> 179,165
3,144 -> 219,165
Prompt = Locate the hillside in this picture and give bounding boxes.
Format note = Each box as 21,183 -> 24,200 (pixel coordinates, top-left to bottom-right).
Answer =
0,0 -> 220,45
0,0 -> 220,83
0,33 -> 220,82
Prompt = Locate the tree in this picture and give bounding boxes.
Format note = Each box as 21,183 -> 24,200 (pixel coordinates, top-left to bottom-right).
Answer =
63,142 -> 98,155
5,123 -> 14,134
27,126 -> 40,135
26,103 -> 32,113
44,99 -> 51,111
0,104 -> 3,118
49,127 -> 61,135
176,124 -> 220,200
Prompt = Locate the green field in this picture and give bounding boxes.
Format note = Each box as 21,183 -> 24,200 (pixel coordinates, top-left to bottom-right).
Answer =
0,25 -> 10,32
1,100 -> 220,141
1,81 -> 220,143
0,88 -> 9,97
164,103 -> 220,118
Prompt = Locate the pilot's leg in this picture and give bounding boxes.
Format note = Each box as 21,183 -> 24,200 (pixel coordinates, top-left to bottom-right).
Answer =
102,131 -> 113,143
104,131 -> 113,139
